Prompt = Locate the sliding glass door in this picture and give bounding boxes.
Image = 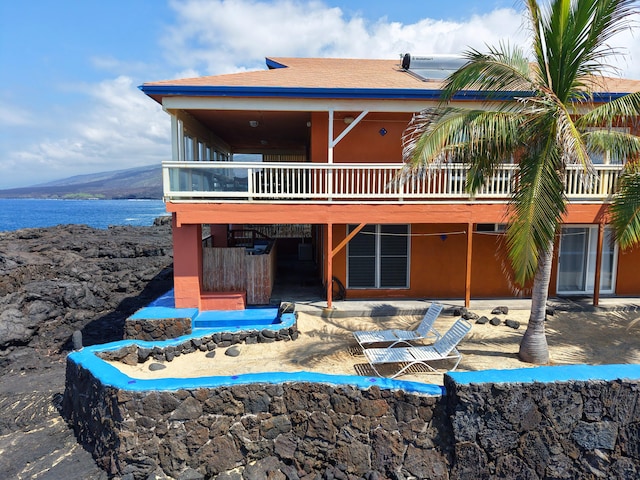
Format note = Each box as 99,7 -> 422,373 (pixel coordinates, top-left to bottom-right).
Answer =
557,226 -> 617,295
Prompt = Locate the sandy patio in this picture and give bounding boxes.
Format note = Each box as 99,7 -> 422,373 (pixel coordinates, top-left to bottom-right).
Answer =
109,306 -> 640,385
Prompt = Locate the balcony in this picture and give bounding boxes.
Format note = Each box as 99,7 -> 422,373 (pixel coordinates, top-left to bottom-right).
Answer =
163,161 -> 623,203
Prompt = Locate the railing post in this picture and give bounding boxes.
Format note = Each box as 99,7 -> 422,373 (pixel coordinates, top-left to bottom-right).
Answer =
247,168 -> 254,201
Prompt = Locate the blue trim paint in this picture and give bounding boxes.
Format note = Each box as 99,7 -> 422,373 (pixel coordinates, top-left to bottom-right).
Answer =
139,84 -> 630,103
448,364 -> 640,385
129,306 -> 198,320
128,291 -> 285,331
68,345 -> 444,396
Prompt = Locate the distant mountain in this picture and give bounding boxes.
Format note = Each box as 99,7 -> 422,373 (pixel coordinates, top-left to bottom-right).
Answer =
0,165 -> 163,199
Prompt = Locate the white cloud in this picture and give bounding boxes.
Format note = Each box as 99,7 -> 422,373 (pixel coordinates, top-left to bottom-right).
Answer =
0,101 -> 34,127
162,1 -> 528,73
163,0 -> 638,79
2,0 -> 638,189
2,77 -> 170,188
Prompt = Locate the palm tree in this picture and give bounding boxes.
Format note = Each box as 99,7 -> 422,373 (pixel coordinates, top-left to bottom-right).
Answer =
402,0 -> 640,364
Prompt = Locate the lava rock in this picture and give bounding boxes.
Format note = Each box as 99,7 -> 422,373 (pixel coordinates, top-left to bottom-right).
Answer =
225,346 -> 241,357
491,306 -> 509,315
505,319 -> 521,329
462,311 -> 479,321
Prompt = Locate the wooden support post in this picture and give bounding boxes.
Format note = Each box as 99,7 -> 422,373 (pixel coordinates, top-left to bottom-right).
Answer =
465,222 -> 473,308
326,223 -> 333,309
593,222 -> 604,307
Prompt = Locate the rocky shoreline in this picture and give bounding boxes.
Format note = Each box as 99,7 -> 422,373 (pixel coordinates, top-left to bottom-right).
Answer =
0,219 -> 173,479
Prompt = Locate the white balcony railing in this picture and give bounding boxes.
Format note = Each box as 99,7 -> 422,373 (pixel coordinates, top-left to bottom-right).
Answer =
162,161 -> 623,203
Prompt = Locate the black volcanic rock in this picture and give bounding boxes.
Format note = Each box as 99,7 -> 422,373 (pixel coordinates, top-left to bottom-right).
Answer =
0,221 -> 173,477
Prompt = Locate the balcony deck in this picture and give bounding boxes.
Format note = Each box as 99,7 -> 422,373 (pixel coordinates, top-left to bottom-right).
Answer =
163,161 -> 622,204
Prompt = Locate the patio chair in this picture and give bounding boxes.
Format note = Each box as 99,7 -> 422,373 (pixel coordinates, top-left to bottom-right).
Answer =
362,318 -> 472,378
353,303 -> 444,349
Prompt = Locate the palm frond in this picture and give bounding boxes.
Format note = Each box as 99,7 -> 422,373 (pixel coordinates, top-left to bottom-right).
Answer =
577,91 -> 640,127
610,161 -> 640,249
583,129 -> 640,164
401,108 -> 526,194
441,44 -> 534,101
531,0 -> 638,101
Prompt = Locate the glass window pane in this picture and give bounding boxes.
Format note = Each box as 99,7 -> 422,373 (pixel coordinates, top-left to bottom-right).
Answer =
348,257 -> 376,287
557,228 -> 588,292
599,227 -> 616,291
380,224 -> 408,256
380,257 -> 407,287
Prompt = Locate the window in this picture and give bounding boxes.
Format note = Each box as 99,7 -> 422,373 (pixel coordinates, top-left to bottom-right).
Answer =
347,224 -> 409,288
475,223 -> 507,232
183,135 -> 195,160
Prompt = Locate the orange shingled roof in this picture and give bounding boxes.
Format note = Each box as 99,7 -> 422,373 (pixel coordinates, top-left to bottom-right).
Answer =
143,57 -> 445,90
142,57 -> 640,93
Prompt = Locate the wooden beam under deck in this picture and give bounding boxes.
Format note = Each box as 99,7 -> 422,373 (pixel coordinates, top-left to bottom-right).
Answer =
168,202 -> 511,225
166,201 -> 609,226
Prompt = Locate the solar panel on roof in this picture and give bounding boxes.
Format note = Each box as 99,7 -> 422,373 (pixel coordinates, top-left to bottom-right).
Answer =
401,53 -> 466,81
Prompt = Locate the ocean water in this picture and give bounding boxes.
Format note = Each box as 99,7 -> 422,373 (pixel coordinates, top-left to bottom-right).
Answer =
0,198 -> 168,232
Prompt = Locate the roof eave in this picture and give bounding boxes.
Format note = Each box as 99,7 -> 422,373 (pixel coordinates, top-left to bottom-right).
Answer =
138,84 -> 632,104
138,85 -> 536,102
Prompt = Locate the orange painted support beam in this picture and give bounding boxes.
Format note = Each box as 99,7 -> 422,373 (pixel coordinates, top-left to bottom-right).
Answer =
172,215 -> 203,308
465,222 -> 473,308
332,222 -> 365,257
166,202 -> 513,225
326,223 -> 333,308
167,198 -> 607,227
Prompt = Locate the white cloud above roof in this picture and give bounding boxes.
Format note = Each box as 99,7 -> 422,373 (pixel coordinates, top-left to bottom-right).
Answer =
1,0 -> 638,188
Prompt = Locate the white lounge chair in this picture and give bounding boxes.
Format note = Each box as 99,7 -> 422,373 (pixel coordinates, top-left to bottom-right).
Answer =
353,303 -> 444,349
362,318 -> 472,378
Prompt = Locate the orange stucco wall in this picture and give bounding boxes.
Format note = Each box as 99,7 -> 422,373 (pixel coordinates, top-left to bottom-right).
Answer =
172,215 -> 202,308
470,232 -> 527,298
325,220 -> 640,301
310,112 -> 410,164
615,245 -> 640,295
329,223 -> 521,300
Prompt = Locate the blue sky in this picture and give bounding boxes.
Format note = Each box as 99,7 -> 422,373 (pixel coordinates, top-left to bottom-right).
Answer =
0,0 -> 638,188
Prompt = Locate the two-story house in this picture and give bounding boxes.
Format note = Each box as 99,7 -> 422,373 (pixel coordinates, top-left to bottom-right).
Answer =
140,56 -> 640,311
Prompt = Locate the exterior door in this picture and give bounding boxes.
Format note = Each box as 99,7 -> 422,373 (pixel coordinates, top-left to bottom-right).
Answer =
557,226 -> 617,295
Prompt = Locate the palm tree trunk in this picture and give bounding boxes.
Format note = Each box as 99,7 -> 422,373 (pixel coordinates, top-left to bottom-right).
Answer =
518,240 -> 553,364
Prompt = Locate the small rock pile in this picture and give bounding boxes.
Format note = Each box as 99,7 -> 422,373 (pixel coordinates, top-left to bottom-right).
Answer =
98,326 -> 299,366
454,305 -> 523,329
